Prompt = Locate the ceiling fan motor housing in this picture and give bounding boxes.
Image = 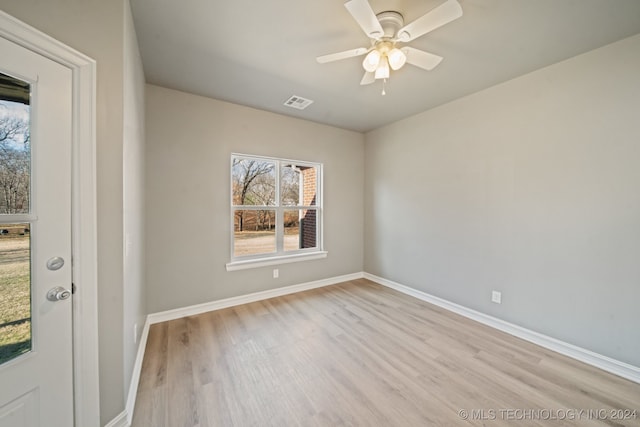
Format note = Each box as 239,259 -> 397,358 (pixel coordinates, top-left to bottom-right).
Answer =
376,11 -> 404,39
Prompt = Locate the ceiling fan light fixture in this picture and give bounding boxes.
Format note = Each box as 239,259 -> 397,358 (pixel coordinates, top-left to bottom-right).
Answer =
362,49 -> 381,72
388,48 -> 406,70
374,56 -> 390,79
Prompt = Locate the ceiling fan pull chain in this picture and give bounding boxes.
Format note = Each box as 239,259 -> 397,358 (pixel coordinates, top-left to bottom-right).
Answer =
382,78 -> 387,96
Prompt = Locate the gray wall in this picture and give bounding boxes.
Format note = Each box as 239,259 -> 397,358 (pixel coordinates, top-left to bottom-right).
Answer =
145,85 -> 364,313
123,1 -> 147,407
0,1 -> 146,423
364,34 -> 640,367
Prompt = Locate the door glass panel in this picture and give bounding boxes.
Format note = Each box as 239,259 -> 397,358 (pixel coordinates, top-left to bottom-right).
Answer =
0,72 -> 31,214
0,223 -> 31,365
0,71 -> 32,366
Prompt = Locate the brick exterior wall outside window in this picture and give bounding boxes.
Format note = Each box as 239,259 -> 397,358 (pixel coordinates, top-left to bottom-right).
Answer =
300,167 -> 317,249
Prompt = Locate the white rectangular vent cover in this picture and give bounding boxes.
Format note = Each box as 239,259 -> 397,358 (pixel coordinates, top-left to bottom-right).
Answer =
284,95 -> 313,110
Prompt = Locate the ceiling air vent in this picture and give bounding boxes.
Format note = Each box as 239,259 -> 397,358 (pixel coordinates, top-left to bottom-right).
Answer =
284,95 -> 313,110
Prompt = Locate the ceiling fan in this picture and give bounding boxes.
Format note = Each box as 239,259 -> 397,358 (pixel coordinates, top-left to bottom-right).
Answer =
316,0 -> 463,94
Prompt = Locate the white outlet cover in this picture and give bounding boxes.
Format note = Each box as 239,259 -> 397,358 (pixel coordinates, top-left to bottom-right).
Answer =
491,291 -> 502,304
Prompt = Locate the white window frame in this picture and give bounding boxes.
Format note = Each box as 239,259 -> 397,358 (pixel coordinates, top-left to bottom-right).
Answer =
226,153 -> 327,271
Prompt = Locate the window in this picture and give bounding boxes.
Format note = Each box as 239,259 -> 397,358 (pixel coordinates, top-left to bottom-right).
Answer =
227,154 -> 326,270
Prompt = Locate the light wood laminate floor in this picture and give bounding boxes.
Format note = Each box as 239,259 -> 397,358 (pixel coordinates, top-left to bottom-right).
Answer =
132,279 -> 640,426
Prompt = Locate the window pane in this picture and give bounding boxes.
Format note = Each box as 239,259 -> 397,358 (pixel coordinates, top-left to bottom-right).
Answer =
283,210 -> 299,251
284,209 -> 317,251
281,164 -> 299,206
282,164 -> 317,206
234,210 -> 276,257
0,73 -> 31,214
0,223 -> 31,365
232,158 -> 275,206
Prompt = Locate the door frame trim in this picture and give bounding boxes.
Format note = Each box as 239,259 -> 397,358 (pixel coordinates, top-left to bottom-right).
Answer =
0,11 -> 100,427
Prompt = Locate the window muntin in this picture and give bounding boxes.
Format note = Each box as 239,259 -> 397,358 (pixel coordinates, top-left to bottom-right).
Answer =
231,154 -> 322,263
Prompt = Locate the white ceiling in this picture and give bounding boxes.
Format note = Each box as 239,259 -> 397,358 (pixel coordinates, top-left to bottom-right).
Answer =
131,0 -> 640,133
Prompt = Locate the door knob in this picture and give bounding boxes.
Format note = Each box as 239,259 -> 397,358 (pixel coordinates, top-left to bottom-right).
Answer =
47,286 -> 71,301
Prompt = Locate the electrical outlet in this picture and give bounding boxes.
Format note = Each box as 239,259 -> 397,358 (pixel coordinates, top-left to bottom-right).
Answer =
133,323 -> 138,344
273,268 -> 279,279
491,291 -> 502,304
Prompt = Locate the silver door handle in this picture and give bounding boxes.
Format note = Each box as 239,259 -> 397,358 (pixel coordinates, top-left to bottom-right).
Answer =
47,286 -> 71,301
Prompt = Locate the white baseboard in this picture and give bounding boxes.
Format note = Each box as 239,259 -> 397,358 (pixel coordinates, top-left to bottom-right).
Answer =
363,272 -> 640,385
147,272 -> 365,325
104,410 -> 129,427
124,271 -> 365,422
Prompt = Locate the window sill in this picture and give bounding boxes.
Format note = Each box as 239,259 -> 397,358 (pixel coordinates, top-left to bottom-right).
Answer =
226,251 -> 328,272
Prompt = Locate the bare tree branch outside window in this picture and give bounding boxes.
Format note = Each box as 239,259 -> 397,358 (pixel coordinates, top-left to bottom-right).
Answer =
0,102 -> 30,214
232,158 -> 275,231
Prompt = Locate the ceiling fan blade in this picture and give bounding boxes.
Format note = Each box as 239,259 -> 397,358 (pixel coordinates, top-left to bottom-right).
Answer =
360,71 -> 375,85
316,47 -> 368,64
397,0 -> 462,42
402,47 -> 443,70
344,0 -> 384,39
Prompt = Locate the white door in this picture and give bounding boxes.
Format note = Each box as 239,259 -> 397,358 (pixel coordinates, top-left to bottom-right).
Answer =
0,34 -> 73,427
